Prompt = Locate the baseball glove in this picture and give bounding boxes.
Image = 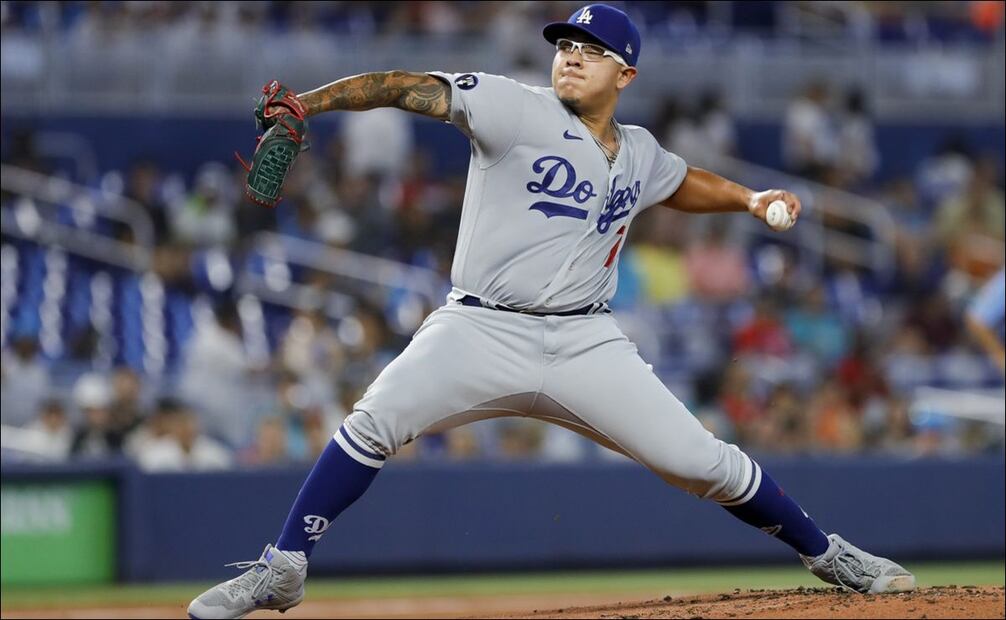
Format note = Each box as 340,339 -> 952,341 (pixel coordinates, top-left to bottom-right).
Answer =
235,80 -> 310,208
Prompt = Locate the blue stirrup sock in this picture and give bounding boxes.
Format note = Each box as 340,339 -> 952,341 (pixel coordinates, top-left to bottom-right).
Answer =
275,425 -> 385,558
718,457 -> 830,557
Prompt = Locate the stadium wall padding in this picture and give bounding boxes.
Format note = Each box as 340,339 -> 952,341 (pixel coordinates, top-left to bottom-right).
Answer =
3,455 -> 1004,582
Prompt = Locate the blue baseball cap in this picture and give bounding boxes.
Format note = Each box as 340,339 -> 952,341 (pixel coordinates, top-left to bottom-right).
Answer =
543,4 -> 641,67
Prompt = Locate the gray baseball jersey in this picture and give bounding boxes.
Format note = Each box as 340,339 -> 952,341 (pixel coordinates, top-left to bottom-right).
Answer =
428,71 -> 687,312
342,72 -> 754,505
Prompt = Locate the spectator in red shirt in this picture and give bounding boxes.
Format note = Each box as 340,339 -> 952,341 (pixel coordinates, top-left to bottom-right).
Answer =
733,296 -> 794,357
835,331 -> 890,411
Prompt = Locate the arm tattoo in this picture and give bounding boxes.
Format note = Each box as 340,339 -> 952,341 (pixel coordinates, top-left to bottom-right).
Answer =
297,71 -> 451,120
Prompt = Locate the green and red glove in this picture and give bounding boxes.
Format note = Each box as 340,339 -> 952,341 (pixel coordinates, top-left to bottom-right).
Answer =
236,80 -> 310,208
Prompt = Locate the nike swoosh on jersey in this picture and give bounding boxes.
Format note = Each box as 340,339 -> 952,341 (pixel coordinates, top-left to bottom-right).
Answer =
562,130 -> 583,141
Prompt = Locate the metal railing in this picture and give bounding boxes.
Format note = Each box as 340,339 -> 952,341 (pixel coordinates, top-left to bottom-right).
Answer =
1,165 -> 448,321
0,164 -> 154,270
701,154 -> 898,282
2,153 -> 898,311
237,232 -> 448,317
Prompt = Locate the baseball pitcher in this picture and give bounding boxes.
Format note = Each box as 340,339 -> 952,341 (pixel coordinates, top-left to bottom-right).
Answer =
190,5 -> 914,618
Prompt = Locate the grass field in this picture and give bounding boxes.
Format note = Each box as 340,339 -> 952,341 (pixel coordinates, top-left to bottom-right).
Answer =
2,561 -> 1003,610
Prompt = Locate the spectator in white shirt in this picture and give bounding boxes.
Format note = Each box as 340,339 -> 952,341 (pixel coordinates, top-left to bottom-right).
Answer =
180,299 -> 259,448
1,335 -> 51,427
836,88 -> 879,187
783,82 -> 839,181
137,403 -> 233,472
125,397 -> 184,460
23,398 -> 73,462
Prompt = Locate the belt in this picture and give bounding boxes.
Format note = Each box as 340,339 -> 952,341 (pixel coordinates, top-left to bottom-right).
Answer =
458,295 -> 609,317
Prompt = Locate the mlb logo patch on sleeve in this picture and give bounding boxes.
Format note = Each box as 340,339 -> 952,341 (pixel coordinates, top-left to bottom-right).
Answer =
455,74 -> 479,90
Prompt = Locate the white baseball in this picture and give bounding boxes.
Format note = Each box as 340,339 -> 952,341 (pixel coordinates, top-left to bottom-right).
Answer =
765,200 -> 793,231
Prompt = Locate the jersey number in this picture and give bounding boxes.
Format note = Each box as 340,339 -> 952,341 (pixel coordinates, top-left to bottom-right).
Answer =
603,226 -> 627,268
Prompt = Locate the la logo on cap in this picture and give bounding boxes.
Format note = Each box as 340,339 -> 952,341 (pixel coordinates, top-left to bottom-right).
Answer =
576,8 -> 593,24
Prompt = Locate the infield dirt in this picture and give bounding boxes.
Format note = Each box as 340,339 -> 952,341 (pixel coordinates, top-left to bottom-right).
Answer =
2,585 -> 1003,618
495,585 -> 1006,619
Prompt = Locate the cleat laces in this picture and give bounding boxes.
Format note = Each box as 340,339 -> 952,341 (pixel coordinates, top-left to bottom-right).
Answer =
223,559 -> 273,601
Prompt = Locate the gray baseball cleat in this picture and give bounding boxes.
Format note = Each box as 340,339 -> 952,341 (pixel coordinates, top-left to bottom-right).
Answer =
188,545 -> 305,619
801,533 -> 916,594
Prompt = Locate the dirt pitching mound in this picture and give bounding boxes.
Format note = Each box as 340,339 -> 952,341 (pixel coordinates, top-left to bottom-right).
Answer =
500,585 -> 1006,619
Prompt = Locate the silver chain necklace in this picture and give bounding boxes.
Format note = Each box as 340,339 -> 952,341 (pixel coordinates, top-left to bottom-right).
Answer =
590,119 -> 620,167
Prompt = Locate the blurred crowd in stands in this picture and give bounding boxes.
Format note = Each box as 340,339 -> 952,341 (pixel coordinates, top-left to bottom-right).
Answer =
2,4 -> 1004,472
2,1 -> 1003,46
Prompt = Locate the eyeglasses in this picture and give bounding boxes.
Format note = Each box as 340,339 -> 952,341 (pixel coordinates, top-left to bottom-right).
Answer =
555,38 -> 628,67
